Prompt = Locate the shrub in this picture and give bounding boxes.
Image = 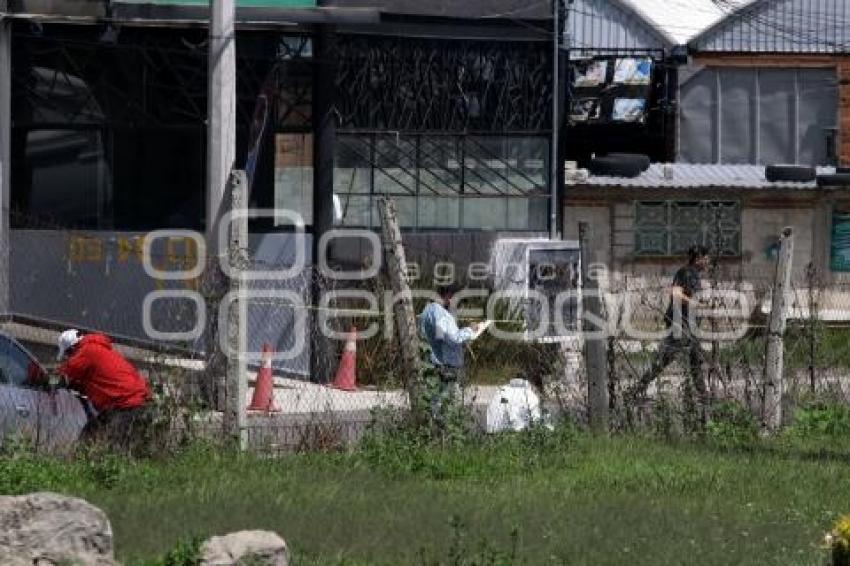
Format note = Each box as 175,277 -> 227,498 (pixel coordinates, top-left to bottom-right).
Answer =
147,535 -> 204,566
825,515 -> 850,566
706,400 -> 759,447
788,401 -> 850,439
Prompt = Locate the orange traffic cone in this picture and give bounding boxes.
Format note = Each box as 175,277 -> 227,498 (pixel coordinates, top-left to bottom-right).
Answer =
331,327 -> 357,391
248,343 -> 279,412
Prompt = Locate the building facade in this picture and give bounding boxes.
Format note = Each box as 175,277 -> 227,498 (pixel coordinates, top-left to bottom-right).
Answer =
563,164 -> 850,323
563,0 -> 731,164
681,0 -> 849,167
0,0 -> 560,377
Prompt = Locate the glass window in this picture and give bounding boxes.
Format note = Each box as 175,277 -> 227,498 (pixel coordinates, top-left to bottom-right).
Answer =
334,137 -> 371,194
334,136 -> 372,227
418,197 -> 460,229
372,196 -> 416,228
465,137 -> 507,196
419,137 -> 460,196
25,66 -> 107,125
17,129 -> 110,229
336,195 -> 371,228
635,201 -> 741,257
507,198 -> 548,231
463,198 -> 508,230
274,133 -> 313,226
0,337 -> 39,388
374,136 -> 416,197
332,134 -> 550,231
11,29 -> 314,231
830,208 -> 850,272
112,128 -> 205,231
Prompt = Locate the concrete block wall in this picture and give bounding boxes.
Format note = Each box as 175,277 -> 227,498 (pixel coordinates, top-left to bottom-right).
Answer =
564,198 -> 822,289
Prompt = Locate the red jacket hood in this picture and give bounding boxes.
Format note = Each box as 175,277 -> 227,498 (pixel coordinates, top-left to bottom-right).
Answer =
61,332 -> 149,412
79,333 -> 113,349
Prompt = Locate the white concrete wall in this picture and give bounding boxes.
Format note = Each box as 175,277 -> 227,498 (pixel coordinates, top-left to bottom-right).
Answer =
562,205 -> 610,266
740,207 -> 815,283
564,198 -> 850,321
564,200 -> 821,287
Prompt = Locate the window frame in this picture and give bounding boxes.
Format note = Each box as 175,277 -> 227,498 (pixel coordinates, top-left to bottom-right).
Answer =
333,133 -> 551,232
633,199 -> 742,258
0,335 -> 46,389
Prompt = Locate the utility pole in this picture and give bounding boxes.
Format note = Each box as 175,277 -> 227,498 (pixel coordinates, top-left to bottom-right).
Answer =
206,0 -> 238,418
207,0 -> 236,244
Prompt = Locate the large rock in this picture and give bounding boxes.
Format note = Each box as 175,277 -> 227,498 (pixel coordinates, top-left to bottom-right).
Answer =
200,530 -> 288,566
0,492 -> 117,565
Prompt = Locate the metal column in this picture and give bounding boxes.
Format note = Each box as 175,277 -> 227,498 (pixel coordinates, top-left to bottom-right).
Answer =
549,0 -> 561,239
310,27 -> 338,383
0,15 -> 11,314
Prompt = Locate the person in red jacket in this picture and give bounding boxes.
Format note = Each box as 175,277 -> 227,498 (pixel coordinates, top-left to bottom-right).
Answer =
57,329 -> 151,450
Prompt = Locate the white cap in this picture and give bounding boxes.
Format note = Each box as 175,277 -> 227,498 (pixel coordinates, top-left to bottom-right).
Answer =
57,329 -> 81,361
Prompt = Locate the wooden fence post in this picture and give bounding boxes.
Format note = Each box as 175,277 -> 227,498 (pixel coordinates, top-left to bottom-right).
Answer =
764,227 -> 793,431
376,197 -> 422,411
580,222 -> 609,433
224,170 -> 249,450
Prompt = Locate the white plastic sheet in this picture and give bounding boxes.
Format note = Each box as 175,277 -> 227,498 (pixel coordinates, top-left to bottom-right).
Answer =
484,378 -> 543,433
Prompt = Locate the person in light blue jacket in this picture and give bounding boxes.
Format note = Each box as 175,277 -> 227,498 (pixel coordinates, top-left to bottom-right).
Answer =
418,284 -> 483,419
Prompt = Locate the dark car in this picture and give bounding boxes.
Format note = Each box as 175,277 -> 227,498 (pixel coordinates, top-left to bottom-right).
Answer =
0,332 -> 90,452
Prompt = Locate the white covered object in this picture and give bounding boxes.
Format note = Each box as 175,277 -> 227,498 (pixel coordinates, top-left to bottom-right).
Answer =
485,378 -> 543,433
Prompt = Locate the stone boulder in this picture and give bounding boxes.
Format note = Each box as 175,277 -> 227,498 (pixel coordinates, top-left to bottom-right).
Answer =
200,530 -> 288,565
0,492 -> 117,565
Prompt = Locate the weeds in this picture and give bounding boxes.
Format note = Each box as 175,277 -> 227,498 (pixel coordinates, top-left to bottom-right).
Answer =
416,516 -> 520,566
145,536 -> 203,566
787,400 -> 850,439
706,400 -> 760,448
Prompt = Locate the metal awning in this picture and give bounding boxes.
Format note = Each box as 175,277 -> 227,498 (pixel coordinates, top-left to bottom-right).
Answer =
1,5 -> 380,27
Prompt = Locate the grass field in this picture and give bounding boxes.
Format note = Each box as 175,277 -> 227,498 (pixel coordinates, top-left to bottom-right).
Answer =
3,421 -> 850,565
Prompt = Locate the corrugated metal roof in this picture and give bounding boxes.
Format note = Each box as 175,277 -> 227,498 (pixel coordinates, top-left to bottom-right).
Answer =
566,163 -> 839,189
618,0 -> 742,45
567,0 -> 748,52
690,0 -> 850,54
567,0 -> 671,53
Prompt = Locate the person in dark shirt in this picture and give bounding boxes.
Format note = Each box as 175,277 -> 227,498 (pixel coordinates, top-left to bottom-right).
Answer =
627,245 -> 711,421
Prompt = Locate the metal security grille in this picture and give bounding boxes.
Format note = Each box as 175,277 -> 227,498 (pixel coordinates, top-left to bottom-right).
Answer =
333,35 -> 553,133
634,200 -> 741,257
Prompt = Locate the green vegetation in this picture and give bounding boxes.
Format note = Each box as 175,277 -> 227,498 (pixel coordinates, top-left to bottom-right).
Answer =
3,407 -> 850,565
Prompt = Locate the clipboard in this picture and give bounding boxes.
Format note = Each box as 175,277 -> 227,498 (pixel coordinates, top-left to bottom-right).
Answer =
471,320 -> 493,339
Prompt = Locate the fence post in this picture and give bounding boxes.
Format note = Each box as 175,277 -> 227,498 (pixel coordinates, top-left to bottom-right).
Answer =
224,170 -> 249,450
764,227 -> 793,431
376,197 -> 422,412
580,223 -> 608,433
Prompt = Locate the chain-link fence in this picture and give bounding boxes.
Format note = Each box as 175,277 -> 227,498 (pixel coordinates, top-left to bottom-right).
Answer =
3,203 -> 563,455
5,196 -> 848,455
600,266 -> 850,434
